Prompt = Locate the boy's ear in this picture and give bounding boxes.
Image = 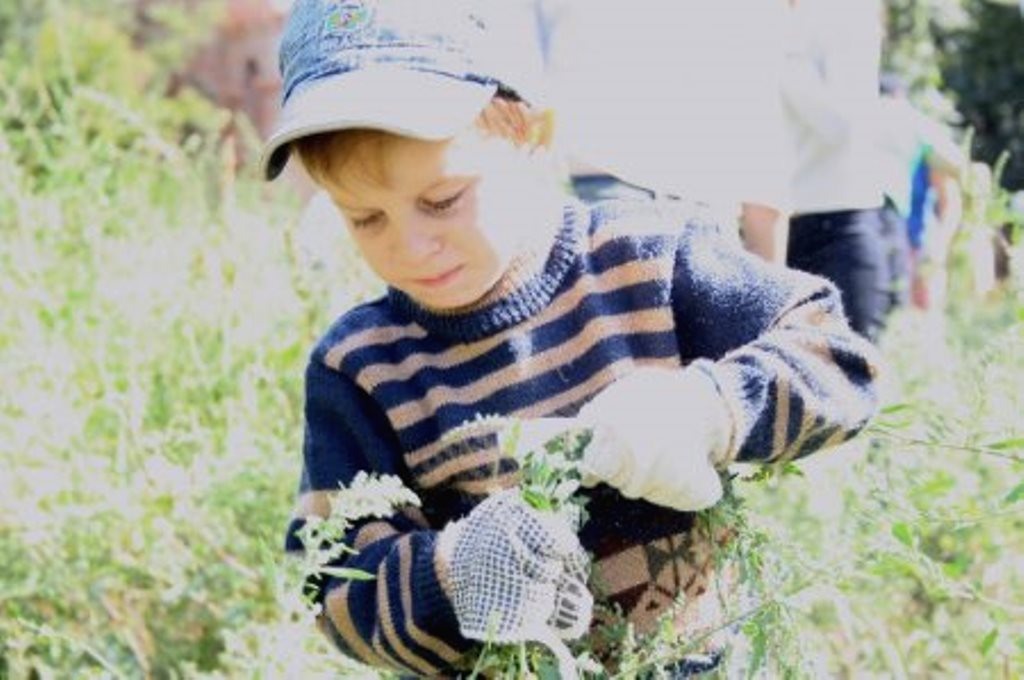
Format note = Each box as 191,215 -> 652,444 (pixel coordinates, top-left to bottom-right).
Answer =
527,108 -> 556,150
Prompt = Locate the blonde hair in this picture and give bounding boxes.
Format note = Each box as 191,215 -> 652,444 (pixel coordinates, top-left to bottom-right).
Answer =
292,96 -> 553,190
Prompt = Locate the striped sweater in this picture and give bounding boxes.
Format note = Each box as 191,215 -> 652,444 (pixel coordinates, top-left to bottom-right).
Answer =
286,198 -> 880,676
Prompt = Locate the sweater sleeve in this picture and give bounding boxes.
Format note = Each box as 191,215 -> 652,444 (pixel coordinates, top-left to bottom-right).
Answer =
285,357 -> 473,676
670,221 -> 881,464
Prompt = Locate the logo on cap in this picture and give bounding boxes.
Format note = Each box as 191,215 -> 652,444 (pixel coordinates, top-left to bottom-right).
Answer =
324,1 -> 374,34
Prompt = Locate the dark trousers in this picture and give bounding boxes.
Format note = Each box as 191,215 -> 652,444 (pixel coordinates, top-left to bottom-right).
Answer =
787,208 -> 895,342
879,200 -> 912,310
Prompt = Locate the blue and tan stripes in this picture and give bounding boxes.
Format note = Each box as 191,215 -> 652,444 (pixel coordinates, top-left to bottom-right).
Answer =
316,220 -> 684,497
288,198 -> 880,676
319,531 -> 469,674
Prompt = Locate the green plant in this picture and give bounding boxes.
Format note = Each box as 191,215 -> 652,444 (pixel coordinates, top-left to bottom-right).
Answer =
2,2 -> 1022,677
442,417 -> 813,679
291,472 -> 421,592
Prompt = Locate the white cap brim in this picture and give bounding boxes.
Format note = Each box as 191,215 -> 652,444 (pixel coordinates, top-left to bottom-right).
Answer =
260,66 -> 498,180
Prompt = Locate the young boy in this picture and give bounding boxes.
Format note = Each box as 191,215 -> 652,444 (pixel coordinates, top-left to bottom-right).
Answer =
262,1 -> 880,676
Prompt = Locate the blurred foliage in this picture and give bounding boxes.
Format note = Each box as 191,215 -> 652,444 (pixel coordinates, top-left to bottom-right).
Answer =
741,293 -> 1024,677
884,0 -> 968,98
0,0 -> 229,193
938,2 -> 1024,191
885,0 -> 1024,191
0,0 -> 343,676
0,0 -> 1022,677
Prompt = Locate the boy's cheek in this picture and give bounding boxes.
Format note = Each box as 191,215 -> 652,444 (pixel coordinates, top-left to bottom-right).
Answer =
474,181 -> 539,249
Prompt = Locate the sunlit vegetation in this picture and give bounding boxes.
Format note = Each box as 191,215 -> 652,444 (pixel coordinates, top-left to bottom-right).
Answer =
1,2 -> 1021,677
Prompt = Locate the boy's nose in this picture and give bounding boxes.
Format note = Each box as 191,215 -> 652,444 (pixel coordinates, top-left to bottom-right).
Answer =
394,216 -> 443,261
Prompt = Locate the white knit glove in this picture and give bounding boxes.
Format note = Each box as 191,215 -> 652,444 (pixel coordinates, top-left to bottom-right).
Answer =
577,365 -> 732,512
437,489 -> 593,644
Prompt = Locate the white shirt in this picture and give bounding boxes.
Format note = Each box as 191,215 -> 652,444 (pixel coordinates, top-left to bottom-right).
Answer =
540,0 -> 792,215
874,95 -> 964,216
782,0 -> 884,214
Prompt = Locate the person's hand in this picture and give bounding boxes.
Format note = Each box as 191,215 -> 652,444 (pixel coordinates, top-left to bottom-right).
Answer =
437,489 -> 592,644
911,270 -> 930,310
577,365 -> 732,512
909,249 -> 932,310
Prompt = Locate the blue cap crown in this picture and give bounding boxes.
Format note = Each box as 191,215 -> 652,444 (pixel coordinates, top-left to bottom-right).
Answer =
280,0 -> 508,105
261,0 -> 545,180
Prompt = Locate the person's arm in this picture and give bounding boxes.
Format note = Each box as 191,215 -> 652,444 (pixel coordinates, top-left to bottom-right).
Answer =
735,2 -> 791,263
672,221 -> 881,465
913,167 -> 962,308
932,168 -> 963,239
577,214 -> 880,512
740,202 -> 790,264
918,114 -> 967,178
287,358 -> 472,676
290,355 -> 591,674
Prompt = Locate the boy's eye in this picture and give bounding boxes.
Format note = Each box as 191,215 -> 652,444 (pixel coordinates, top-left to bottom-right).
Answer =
422,188 -> 467,215
350,212 -> 385,230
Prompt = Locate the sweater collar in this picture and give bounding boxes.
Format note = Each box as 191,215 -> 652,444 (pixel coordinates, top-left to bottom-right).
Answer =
386,201 -> 587,343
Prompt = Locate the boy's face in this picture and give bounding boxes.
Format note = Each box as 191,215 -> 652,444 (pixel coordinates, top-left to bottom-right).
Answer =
325,128 -> 559,310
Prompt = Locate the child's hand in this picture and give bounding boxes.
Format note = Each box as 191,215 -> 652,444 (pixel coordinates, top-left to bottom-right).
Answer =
577,365 -> 731,512
437,489 -> 593,644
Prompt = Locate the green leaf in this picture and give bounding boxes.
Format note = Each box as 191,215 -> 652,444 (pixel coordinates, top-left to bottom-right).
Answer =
1004,481 -> 1024,505
742,618 -> 768,677
501,420 -> 523,457
319,566 -> 376,581
941,555 -> 971,579
916,471 -> 956,499
984,437 -> 1024,452
781,462 -> 805,478
880,402 -> 915,415
741,466 -> 776,483
980,628 -> 999,656
521,488 -> 552,511
536,656 -> 561,680
876,403 -> 916,426
891,522 -> 914,548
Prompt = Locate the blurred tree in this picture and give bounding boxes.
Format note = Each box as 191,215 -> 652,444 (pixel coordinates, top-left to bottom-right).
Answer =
938,1 -> 1024,190
884,0 -> 967,95
885,0 -> 1024,191
0,0 -> 228,189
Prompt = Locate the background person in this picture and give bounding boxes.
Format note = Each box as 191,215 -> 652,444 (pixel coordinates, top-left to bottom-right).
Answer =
875,72 -> 966,314
538,0 -> 793,263
782,0 -> 890,341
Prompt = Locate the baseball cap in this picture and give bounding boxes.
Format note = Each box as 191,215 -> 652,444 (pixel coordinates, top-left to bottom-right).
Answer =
260,0 -> 544,180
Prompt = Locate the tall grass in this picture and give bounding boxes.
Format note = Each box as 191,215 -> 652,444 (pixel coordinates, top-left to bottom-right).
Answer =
1,3 -> 1022,678
0,7 -> 368,676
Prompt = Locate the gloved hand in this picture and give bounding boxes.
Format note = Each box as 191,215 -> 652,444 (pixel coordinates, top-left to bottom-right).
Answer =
437,489 -> 593,644
577,364 -> 733,512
